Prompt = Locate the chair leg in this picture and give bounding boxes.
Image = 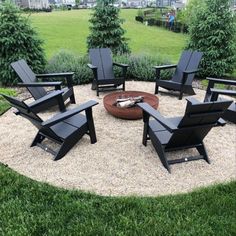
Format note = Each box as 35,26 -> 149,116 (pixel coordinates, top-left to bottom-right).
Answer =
69,90 -> 76,104
155,84 -> 159,94
86,108 -> 97,144
196,143 -> 210,164
31,132 -> 45,147
142,123 -> 148,146
123,81 -> 125,91
150,133 -> 171,173
96,88 -> 99,97
91,80 -> 97,90
178,91 -> 183,100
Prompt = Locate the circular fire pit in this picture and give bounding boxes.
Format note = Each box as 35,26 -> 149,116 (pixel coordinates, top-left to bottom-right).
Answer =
103,91 -> 159,120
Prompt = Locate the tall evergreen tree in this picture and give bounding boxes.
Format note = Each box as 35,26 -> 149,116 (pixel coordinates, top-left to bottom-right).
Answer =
87,0 -> 130,54
186,0 -> 236,77
0,1 -> 46,86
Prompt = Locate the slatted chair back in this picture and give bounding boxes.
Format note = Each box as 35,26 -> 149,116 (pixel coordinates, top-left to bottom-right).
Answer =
1,94 -> 61,141
172,51 -> 203,85
11,59 -> 47,100
166,99 -> 232,148
172,50 -> 192,83
89,48 -> 115,81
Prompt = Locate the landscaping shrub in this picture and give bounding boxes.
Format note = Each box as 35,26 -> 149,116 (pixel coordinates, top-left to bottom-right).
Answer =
46,50 -> 172,85
186,0 -> 236,77
87,0 -> 130,55
0,2 -> 46,86
46,50 -> 91,85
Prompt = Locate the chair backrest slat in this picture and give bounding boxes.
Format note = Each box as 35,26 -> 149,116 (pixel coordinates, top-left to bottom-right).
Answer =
185,51 -> 203,85
166,99 -> 232,148
172,50 -> 192,83
11,59 -> 47,99
172,50 -> 202,85
89,48 -> 115,81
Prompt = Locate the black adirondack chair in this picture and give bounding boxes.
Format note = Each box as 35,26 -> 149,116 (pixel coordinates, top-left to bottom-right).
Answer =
138,97 -> 232,173
11,59 -> 76,112
154,50 -> 203,100
204,77 -> 236,124
1,93 -> 98,161
88,48 -> 129,96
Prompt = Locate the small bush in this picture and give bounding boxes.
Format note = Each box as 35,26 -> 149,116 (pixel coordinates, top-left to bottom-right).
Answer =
46,50 -> 172,85
0,2 -> 46,86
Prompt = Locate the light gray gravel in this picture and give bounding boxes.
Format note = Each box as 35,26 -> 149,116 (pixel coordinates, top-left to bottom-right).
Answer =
0,81 -> 235,196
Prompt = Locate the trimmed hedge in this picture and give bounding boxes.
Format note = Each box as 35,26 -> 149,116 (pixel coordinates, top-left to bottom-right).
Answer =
46,50 -> 172,85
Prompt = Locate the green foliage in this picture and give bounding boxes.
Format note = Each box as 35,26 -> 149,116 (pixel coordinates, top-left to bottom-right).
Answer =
46,50 -> 91,84
46,50 -> 171,84
176,0 -> 206,26
186,0 -> 236,77
0,87 -> 17,115
87,0 -> 130,54
1,164 -> 236,235
137,9 -> 144,18
0,1 -> 46,86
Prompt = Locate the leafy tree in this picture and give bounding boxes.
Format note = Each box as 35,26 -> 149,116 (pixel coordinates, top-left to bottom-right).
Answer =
176,0 -> 206,26
186,0 -> 236,77
87,0 -> 130,54
0,1 -> 46,86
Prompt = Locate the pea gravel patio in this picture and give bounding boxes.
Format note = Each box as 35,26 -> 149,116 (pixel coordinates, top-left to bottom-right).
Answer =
0,81 -> 235,196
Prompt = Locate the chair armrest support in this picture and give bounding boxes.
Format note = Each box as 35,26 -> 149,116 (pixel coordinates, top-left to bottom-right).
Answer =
87,64 -> 98,80
138,103 -> 177,132
182,69 -> 199,85
153,64 -> 177,81
42,100 -> 98,127
113,62 -> 129,79
18,82 -> 62,90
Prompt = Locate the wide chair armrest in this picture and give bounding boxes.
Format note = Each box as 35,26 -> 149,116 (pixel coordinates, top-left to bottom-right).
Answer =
87,63 -> 97,70
138,103 -> 178,132
29,90 -> 64,110
36,72 -> 75,88
210,88 -> 236,97
42,100 -> 98,127
153,64 -> 177,70
18,82 -> 62,90
206,77 -> 236,86
113,62 -> 129,68
185,97 -> 200,105
36,72 -> 74,78
183,69 -> 200,75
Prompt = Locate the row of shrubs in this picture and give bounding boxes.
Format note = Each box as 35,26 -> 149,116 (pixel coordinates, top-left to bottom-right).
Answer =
135,16 -> 188,33
45,50 -> 173,85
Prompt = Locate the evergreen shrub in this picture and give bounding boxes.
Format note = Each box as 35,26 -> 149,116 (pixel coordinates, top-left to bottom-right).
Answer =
87,0 -> 130,55
0,2 -> 46,86
186,0 -> 236,77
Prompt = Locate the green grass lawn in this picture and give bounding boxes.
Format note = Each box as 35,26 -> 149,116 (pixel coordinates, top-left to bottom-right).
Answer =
0,88 -> 16,115
30,9 -> 187,62
0,164 -> 235,235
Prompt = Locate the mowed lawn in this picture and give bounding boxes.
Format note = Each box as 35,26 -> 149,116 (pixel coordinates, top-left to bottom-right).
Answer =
30,9 -> 187,62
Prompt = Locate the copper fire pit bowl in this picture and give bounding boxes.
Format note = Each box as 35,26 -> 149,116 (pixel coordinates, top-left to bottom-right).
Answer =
103,91 -> 159,120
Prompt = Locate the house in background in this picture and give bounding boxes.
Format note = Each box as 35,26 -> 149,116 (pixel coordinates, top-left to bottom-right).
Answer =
14,0 -> 49,8
51,0 -> 76,7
